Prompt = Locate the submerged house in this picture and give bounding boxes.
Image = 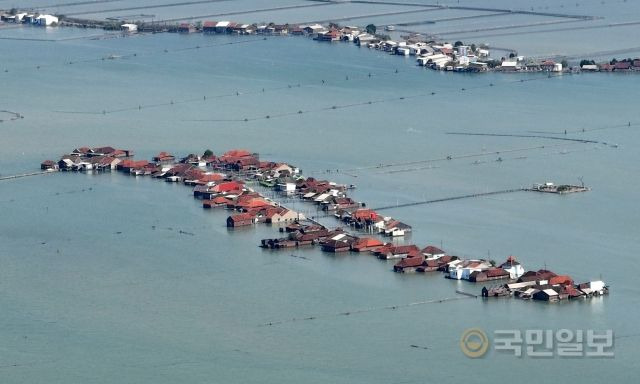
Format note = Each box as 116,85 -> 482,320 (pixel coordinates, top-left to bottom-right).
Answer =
533,288 -> 560,302
383,220 -> 412,237
321,239 -> 351,253
153,152 -> 175,164
499,256 -> 525,279
393,253 -> 424,273
40,160 -> 58,171
227,213 -> 256,227
351,237 -> 384,252
266,208 -> 302,224
36,14 -> 58,26
421,245 -> 446,259
469,268 -> 511,282
177,23 -> 195,33
374,244 -> 420,260
447,260 -> 492,280
518,269 -> 557,285
202,21 -> 217,33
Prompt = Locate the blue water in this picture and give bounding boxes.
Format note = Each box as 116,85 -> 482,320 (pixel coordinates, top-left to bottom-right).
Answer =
1,8 -> 639,384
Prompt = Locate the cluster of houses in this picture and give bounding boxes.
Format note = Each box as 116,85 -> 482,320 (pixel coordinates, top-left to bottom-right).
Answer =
387,248 -> 523,282
365,39 -> 495,73
44,147 -> 305,228
378,246 -> 608,303
496,57 -> 564,72
42,146 -> 133,172
43,146 -> 608,303
253,165 -> 413,238
166,21 -> 333,36
5,6 -> 638,76
1,12 -> 58,26
162,18 -> 640,75
486,268 -> 608,302
580,58 -> 640,72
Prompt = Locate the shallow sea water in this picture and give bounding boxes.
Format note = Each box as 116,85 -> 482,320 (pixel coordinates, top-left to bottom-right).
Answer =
0,9 -> 639,384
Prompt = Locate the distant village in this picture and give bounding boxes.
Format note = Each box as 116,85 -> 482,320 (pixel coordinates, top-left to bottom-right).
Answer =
2,8 -> 639,74
41,146 -> 609,303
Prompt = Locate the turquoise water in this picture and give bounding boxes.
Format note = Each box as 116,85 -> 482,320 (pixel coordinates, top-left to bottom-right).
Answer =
1,19 -> 639,384
4,0 -> 640,57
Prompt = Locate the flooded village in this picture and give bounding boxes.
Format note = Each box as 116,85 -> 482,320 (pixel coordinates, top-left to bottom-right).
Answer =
2,8 -> 640,74
42,146 -> 609,304
3,0 -> 638,380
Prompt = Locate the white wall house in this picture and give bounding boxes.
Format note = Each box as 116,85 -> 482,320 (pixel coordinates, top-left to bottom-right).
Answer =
500,257 -> 525,279
589,280 -> 606,294
448,260 -> 491,280
37,15 -> 58,26
121,23 -> 137,32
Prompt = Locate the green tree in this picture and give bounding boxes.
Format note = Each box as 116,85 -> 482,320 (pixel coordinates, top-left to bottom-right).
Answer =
454,41 -> 463,47
509,52 -> 516,58
561,59 -> 569,68
470,43 -> 476,52
365,24 -> 376,35
203,149 -> 214,158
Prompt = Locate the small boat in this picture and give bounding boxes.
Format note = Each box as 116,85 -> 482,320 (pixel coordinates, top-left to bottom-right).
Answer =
385,25 -> 395,31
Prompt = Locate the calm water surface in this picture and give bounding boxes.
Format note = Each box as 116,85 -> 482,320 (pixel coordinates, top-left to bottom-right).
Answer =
0,18 -> 638,384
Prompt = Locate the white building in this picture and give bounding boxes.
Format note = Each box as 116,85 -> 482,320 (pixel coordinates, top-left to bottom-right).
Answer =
36,14 -> 58,26
457,45 -> 470,57
448,260 -> 491,280
499,256 -> 525,279
417,53 -> 450,66
588,280 -> 606,294
581,64 -> 599,71
457,56 -> 470,66
396,47 -> 410,56
121,23 -> 137,32
500,61 -> 519,71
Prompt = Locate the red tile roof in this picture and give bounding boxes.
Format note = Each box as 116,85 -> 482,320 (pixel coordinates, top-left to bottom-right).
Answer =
395,256 -> 424,268
549,275 -> 573,286
486,268 -> 510,278
230,212 -> 255,221
213,181 -> 244,192
352,237 -> 384,249
421,245 -> 445,255
223,149 -> 252,158
352,209 -> 378,220
614,61 -> 631,70
239,198 -> 272,209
